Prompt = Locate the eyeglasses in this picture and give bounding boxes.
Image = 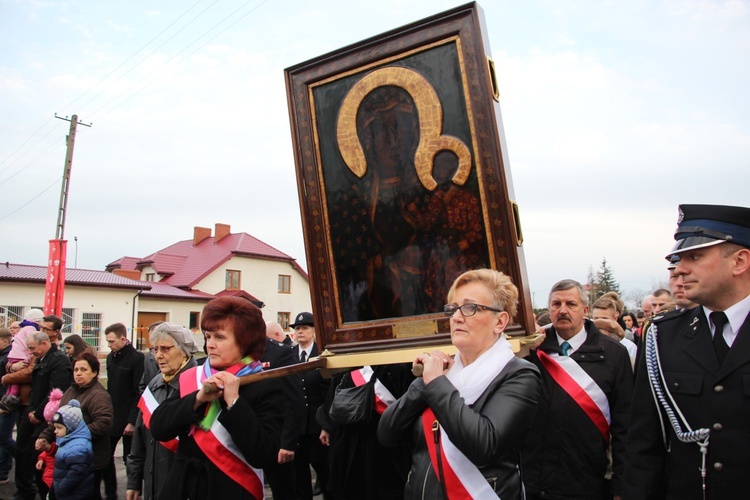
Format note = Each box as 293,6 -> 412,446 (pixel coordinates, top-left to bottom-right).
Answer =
40,326 -> 56,333
149,345 -> 176,355
443,303 -> 503,317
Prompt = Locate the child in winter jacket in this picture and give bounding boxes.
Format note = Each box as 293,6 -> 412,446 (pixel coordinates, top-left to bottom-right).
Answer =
51,399 -> 95,500
35,388 -> 64,498
0,308 -> 44,413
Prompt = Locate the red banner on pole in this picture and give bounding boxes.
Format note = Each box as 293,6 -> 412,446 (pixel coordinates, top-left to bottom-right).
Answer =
44,240 -> 67,316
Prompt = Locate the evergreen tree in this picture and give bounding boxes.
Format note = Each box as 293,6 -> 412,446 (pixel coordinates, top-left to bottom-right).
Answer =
585,265 -> 599,305
596,257 -> 620,295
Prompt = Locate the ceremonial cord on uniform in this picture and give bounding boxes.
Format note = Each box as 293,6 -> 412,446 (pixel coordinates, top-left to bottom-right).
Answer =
645,324 -> 710,500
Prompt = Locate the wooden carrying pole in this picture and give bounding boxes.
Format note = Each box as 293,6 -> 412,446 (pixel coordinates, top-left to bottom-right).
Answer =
203,333 -> 544,391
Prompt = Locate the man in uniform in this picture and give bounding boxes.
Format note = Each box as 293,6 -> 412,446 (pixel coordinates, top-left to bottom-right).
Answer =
262,321 -> 305,499
291,312 -> 331,499
668,259 -> 698,310
523,279 -> 633,500
625,204 -> 750,499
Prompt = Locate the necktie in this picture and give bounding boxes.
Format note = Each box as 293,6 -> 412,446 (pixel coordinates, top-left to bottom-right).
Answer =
561,341 -> 572,356
300,350 -> 307,363
711,311 -> 729,364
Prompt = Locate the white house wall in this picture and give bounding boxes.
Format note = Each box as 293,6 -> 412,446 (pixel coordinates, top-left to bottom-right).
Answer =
192,257 -> 312,330
136,297 -> 207,327
0,282 -> 140,351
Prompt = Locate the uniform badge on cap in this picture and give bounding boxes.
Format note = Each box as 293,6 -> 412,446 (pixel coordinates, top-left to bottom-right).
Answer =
666,204 -> 750,259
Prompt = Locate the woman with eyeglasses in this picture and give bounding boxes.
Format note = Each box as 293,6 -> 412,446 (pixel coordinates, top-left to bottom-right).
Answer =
125,322 -> 200,500
36,351 -> 114,499
378,269 -> 541,499
149,297 -> 285,500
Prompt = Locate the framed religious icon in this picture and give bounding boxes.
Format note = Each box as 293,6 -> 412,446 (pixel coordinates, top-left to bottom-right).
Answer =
285,2 -> 534,355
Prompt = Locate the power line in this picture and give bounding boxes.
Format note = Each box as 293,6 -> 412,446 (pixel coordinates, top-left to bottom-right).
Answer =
0,178 -> 60,222
0,117 -> 56,174
1,0 -> 211,178
63,0 -> 215,113
0,134 -> 63,185
90,0 -> 267,123
1,0 -> 270,222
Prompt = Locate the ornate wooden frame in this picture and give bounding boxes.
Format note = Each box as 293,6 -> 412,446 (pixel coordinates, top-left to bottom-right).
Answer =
285,2 -> 533,353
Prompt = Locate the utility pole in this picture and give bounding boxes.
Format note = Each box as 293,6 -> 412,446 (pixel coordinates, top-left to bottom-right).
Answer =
54,113 -> 91,239
44,114 -> 91,317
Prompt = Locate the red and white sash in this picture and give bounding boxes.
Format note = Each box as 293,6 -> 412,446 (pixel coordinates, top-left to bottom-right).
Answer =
422,337 -> 515,499
536,350 -> 610,442
138,387 -> 179,452
350,365 -> 396,414
179,366 -> 264,499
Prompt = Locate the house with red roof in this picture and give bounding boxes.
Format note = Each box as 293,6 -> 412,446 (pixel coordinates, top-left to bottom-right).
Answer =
0,224 -> 311,351
105,224 -> 311,347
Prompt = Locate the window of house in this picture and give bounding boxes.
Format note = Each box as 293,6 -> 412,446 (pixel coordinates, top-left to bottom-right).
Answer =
278,312 -> 290,330
61,308 -> 74,333
190,311 -> 200,331
0,306 -> 23,327
226,270 -> 241,290
278,274 -> 291,294
145,273 -> 155,282
81,312 -> 102,351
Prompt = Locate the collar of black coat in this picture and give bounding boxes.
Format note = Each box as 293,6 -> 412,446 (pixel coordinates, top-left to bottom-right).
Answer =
650,307 -> 693,324
539,319 -> 605,355
111,342 -> 135,359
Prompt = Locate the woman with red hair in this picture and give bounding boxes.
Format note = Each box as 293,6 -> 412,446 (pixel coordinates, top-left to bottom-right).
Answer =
151,297 -> 285,499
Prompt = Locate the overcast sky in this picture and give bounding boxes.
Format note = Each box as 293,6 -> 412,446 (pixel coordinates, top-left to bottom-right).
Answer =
2,0 -> 748,309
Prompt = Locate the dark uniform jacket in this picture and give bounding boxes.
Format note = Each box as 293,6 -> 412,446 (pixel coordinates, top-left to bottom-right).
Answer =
523,320 -> 633,499
150,375 -> 285,500
625,306 -> 750,500
293,343 -> 329,435
127,357 -> 197,500
378,357 -> 540,499
261,338 -> 304,450
107,343 -> 145,436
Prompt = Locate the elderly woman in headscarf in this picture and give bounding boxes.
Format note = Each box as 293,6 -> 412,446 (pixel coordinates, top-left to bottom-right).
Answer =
125,322 -> 200,500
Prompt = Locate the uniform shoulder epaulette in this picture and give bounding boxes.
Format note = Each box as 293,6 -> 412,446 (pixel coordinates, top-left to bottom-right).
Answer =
651,307 -> 690,323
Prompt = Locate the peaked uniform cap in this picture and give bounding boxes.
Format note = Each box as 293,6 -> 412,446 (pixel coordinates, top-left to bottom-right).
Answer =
290,312 -> 314,328
666,204 -> 750,259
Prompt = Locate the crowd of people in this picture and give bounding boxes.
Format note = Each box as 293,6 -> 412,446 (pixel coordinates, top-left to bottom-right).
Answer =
0,202 -> 748,500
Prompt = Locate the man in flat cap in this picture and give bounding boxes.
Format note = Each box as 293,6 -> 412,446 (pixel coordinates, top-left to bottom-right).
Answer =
625,204 -> 750,499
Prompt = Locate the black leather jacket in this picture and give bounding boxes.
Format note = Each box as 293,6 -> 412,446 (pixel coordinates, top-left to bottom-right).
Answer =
378,356 -> 540,499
